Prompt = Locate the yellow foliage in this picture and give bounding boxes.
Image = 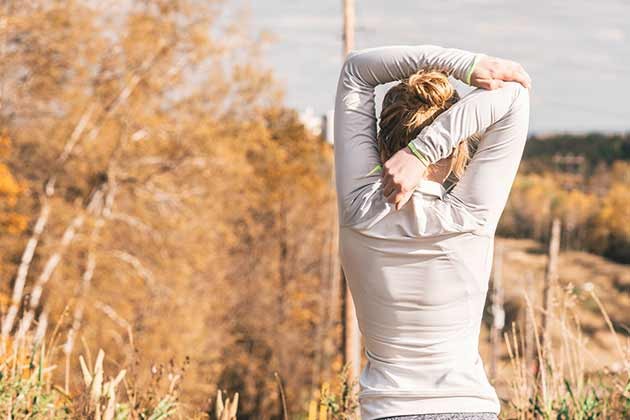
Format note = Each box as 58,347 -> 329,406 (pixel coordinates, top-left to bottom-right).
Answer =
503,169 -> 629,259
0,164 -> 22,200
596,183 -> 630,238
0,135 -> 28,234
0,213 -> 29,234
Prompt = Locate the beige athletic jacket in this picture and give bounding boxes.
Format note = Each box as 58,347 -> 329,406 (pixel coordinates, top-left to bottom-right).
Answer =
333,45 -> 530,419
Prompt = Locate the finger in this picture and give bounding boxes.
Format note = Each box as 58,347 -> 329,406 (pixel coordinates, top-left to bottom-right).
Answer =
392,190 -> 407,206
383,175 -> 397,196
395,191 -> 413,211
509,69 -> 531,89
488,79 -> 505,90
522,70 -> 532,89
383,179 -> 400,203
383,183 -> 395,199
385,187 -> 399,204
382,175 -> 394,195
474,77 -> 494,90
501,62 -> 531,89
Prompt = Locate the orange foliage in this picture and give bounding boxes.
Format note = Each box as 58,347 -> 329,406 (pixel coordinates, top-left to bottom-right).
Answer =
0,1 -> 337,418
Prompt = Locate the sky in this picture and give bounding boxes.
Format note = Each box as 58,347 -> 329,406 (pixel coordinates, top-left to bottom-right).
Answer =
241,0 -> 629,134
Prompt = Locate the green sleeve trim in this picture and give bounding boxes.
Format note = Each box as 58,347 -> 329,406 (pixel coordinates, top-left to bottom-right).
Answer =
465,54 -> 481,85
365,143 -> 431,176
366,163 -> 382,176
407,142 -> 432,167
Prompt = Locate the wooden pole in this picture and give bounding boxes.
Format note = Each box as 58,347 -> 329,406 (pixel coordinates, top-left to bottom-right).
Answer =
490,242 -> 505,379
541,218 -> 561,360
524,271 -> 535,382
341,0 -> 361,385
342,0 -> 355,57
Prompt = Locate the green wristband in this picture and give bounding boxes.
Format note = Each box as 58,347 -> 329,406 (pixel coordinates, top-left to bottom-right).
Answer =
407,142 -> 432,167
465,54 -> 481,85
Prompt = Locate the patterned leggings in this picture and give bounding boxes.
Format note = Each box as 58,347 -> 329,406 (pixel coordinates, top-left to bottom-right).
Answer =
375,413 -> 498,420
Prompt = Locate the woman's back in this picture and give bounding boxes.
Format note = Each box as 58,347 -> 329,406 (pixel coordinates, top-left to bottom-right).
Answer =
333,45 -> 530,419
340,192 -> 499,419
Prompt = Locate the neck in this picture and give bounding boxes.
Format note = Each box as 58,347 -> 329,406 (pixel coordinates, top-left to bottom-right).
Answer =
425,165 -> 451,184
426,173 -> 445,184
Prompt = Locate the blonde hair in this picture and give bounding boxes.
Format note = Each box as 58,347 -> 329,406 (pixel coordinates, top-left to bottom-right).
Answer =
377,69 -> 476,179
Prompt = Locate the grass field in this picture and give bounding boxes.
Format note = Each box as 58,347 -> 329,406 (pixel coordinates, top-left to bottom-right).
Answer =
1,237 -> 628,419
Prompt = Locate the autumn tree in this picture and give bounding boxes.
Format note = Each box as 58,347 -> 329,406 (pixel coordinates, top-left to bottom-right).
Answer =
1,1 -> 338,418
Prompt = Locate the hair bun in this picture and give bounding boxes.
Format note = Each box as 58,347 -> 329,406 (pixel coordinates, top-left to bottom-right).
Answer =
406,70 -> 455,109
377,68 -> 469,174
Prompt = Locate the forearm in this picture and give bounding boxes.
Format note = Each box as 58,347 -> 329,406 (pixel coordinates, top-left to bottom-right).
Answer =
334,45 -> 482,224
448,83 -> 530,234
407,82 -> 527,164
343,45 -> 481,88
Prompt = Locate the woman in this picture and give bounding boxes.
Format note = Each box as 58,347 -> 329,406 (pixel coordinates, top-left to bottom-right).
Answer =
333,45 -> 531,420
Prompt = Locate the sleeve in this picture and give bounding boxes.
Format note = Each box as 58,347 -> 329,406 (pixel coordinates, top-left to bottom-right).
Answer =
409,82 -> 531,234
333,45 -> 482,226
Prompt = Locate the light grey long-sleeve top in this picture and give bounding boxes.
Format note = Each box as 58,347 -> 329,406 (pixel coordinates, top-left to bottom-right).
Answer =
333,45 -> 530,420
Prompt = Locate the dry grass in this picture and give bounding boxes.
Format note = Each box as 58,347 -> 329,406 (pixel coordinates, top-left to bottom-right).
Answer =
484,237 -> 630,419
0,315 -> 192,419
316,237 -> 630,420
1,237 -> 627,419
307,364 -> 359,420
501,283 -> 629,419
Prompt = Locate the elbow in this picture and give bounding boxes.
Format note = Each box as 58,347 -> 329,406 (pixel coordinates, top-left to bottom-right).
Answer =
506,81 -> 530,103
504,81 -> 530,118
503,81 -> 529,99
340,49 -> 372,87
340,50 -> 360,80
343,49 -> 362,67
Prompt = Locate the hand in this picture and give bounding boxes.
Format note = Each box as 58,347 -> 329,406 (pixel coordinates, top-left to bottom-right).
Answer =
471,55 -> 532,90
382,147 -> 428,211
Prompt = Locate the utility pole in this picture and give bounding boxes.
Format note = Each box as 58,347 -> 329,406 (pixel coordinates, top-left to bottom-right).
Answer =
340,0 -> 361,386
343,0 -> 355,57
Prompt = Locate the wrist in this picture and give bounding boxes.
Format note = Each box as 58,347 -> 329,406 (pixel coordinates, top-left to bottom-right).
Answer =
465,53 -> 483,85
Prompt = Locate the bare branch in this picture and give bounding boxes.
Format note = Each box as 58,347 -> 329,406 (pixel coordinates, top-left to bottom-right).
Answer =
2,200 -> 50,337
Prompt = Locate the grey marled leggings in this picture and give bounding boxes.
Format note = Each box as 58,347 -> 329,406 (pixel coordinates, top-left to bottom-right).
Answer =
375,413 -> 498,420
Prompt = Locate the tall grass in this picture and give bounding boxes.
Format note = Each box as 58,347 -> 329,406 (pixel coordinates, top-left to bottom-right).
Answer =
304,283 -> 629,420
502,282 -> 630,419
307,363 -> 359,420
1,276 -> 626,419
0,313 -> 192,419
